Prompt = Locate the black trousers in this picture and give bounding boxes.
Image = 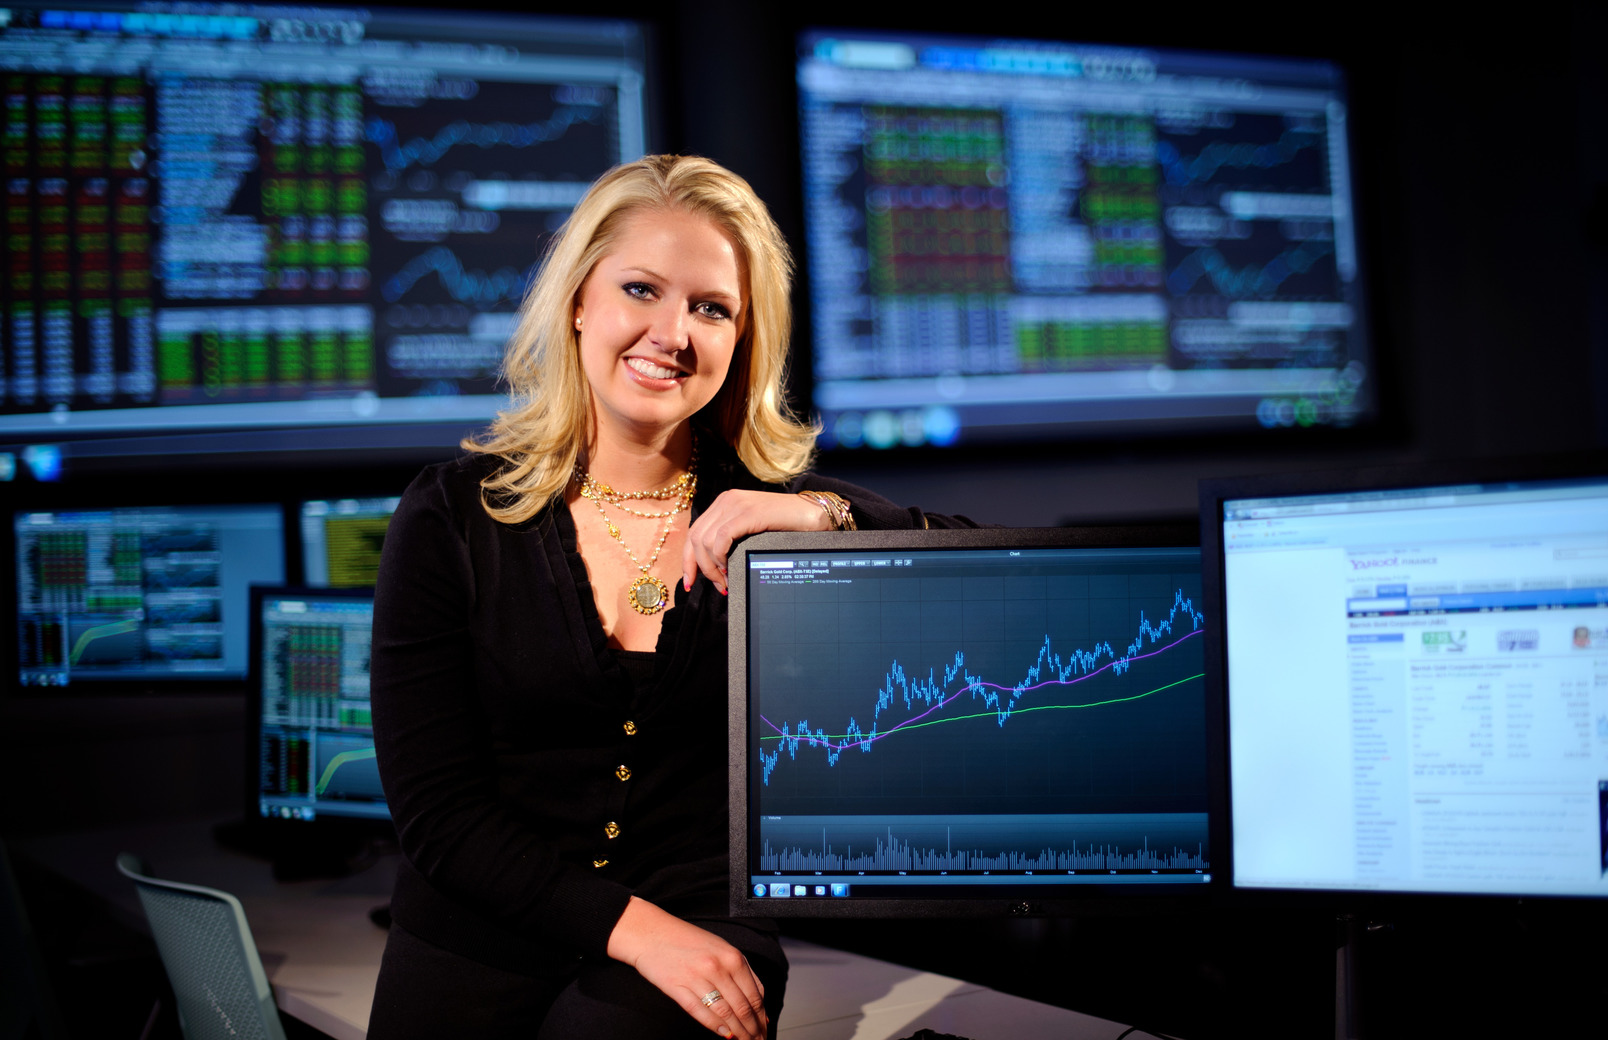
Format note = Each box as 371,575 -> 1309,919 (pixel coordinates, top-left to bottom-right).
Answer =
368,919 -> 788,1040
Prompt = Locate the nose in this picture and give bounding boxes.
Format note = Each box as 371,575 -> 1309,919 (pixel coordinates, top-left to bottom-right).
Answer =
649,303 -> 690,353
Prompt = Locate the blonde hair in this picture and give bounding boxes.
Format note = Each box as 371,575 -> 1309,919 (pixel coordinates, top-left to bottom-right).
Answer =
465,155 -> 817,523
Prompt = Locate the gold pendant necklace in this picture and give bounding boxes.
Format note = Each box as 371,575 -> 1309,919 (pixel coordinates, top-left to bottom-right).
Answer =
577,454 -> 697,616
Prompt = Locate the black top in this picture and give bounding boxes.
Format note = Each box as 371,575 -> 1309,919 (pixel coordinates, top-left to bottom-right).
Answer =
371,443 -> 978,974
614,649 -> 658,693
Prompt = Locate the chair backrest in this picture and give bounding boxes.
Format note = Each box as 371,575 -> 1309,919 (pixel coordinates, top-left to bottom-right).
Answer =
115,853 -> 287,1040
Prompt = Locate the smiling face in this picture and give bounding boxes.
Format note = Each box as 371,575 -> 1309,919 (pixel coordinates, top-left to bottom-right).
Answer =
573,207 -> 745,446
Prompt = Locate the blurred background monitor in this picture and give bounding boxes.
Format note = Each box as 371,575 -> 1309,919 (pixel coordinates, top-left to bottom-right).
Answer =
797,29 -> 1372,451
0,1 -> 651,467
249,585 -> 384,827
1202,459 -> 1608,901
729,527 -> 1211,917
13,502 -> 285,690
299,496 -> 400,588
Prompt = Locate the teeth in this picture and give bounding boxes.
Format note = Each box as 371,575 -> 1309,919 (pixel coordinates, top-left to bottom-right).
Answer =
627,358 -> 683,380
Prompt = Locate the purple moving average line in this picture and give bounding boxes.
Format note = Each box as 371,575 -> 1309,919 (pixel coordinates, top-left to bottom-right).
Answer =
758,625 -> 1205,754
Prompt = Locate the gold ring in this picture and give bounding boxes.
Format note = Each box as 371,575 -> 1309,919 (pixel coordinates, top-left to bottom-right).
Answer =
700,989 -> 723,1007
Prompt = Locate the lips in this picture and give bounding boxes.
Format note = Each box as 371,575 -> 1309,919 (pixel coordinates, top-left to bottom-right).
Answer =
626,357 -> 686,380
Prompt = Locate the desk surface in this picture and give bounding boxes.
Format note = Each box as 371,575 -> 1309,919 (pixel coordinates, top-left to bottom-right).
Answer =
18,817 -> 1138,1040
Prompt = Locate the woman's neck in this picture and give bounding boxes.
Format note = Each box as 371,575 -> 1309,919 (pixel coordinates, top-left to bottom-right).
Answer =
580,422 -> 695,492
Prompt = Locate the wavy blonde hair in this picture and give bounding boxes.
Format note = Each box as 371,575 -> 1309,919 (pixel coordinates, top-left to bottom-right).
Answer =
465,155 -> 817,523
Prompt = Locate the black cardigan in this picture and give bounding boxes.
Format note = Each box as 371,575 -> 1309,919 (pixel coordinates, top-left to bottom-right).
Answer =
371,446 -> 978,974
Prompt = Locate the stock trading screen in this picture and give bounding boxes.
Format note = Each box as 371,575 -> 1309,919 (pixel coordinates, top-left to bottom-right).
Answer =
299,495 -> 398,588
13,503 -> 284,686
799,32 -> 1371,449
0,3 -> 646,444
256,590 -> 385,822
744,545 -> 1210,903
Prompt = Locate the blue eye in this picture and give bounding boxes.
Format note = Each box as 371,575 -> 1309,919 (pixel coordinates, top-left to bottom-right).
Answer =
624,282 -> 654,299
696,302 -> 731,320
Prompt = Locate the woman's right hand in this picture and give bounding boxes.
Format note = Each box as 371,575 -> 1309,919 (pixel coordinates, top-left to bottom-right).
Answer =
682,488 -> 834,595
606,896 -> 769,1040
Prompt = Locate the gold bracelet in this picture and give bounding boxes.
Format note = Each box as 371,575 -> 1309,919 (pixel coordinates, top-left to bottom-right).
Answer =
798,490 -> 857,531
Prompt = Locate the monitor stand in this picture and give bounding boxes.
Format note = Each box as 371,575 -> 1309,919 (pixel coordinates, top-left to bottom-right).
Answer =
1335,913 -> 1392,1039
1335,914 -> 1359,1040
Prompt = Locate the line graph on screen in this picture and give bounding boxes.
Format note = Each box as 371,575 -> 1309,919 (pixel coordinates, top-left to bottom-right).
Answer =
758,587 -> 1206,799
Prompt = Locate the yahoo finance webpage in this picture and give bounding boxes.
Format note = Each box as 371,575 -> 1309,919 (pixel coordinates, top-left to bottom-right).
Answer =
1224,478 -> 1608,896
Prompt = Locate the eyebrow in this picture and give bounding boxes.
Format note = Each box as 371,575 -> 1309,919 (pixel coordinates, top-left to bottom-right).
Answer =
621,266 -> 742,309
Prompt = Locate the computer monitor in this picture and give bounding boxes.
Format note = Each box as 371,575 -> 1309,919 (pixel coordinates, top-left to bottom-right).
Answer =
797,29 -> 1372,450
0,2 -> 651,464
12,501 -> 285,689
1201,458 -> 1608,901
299,496 -> 400,588
729,526 -> 1210,917
248,585 -> 385,827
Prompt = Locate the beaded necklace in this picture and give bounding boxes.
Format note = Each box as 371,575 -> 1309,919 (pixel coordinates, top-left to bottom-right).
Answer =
576,450 -> 697,615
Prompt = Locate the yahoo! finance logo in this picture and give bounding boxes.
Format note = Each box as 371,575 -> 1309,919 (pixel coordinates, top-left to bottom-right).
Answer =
1349,554 -> 1436,572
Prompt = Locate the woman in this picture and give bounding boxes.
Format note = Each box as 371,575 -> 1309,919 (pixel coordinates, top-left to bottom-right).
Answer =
368,155 -> 976,1040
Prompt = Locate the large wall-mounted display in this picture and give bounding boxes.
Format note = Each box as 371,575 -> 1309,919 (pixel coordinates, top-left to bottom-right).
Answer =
0,2 -> 649,458
798,31 -> 1372,449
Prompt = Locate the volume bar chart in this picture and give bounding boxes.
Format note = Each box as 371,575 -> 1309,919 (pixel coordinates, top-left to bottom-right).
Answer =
759,813 -> 1209,873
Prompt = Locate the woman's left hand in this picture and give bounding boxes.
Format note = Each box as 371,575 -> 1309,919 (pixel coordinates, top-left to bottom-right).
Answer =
682,490 -> 832,595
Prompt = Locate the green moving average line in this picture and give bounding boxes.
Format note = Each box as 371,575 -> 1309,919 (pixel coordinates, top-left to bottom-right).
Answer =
759,672 -> 1206,745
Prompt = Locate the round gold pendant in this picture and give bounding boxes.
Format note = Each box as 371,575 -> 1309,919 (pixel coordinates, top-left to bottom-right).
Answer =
628,574 -> 671,615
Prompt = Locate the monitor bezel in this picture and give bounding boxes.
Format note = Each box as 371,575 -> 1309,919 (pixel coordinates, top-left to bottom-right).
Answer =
1199,451 -> 1608,912
728,523 -> 1218,919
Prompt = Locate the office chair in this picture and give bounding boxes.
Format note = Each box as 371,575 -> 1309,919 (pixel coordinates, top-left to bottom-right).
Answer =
115,853 -> 287,1040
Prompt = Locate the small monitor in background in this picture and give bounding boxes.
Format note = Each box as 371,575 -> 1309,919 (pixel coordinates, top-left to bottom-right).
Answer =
250,587 -> 385,827
1203,462 -> 1608,900
300,497 -> 400,588
13,504 -> 285,689
729,526 -> 1209,917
